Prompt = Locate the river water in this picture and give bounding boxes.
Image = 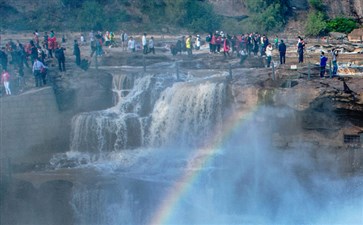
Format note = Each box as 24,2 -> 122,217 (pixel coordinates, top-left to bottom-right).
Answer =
48,71 -> 363,225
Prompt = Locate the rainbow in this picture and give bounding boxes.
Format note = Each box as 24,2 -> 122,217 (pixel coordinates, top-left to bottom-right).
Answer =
148,108 -> 258,225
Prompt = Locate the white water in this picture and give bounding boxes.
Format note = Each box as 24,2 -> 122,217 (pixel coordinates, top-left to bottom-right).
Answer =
52,72 -> 363,225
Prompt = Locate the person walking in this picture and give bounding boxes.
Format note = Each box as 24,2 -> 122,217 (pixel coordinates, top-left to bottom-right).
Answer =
73,40 -> 81,66
278,40 -> 286,64
320,51 -> 328,78
1,69 -> 11,95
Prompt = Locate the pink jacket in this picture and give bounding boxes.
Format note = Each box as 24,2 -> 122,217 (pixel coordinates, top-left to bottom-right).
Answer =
1,71 -> 10,84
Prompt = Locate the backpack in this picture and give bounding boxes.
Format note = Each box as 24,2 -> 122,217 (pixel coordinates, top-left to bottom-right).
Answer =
206,36 -> 211,42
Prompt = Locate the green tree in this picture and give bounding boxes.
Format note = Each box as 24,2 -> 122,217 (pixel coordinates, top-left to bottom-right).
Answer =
78,1 -> 105,30
327,17 -> 357,33
244,0 -> 289,32
305,11 -> 327,36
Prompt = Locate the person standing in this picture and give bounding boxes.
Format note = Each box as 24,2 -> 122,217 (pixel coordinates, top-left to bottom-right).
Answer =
1,69 -> 11,95
55,44 -> 66,72
320,51 -> 328,78
331,49 -> 338,77
128,36 -> 135,52
223,36 -> 230,58
195,35 -> 201,50
142,33 -> 148,54
148,37 -> 155,54
297,37 -> 305,63
265,43 -> 273,67
185,35 -> 192,56
278,40 -> 286,64
73,40 -> 81,66
120,30 -> 128,51
274,35 -> 279,49
32,58 -> 47,87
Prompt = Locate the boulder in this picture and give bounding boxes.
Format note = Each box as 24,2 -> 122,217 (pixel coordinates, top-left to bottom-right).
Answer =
330,32 -> 347,40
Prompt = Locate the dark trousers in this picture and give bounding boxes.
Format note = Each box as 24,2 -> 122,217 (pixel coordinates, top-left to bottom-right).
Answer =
143,45 -> 148,54
280,53 -> 286,64
267,56 -> 272,67
298,51 -> 304,63
34,70 -> 42,87
58,57 -> 66,71
148,47 -> 155,54
41,71 -> 47,85
320,66 -> 326,77
75,54 -> 81,66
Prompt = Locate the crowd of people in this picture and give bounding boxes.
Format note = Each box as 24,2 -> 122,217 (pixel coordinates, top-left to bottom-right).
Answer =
1,28 -> 340,96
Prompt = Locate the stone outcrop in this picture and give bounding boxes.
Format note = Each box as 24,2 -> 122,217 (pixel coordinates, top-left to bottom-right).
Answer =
0,69 -> 114,169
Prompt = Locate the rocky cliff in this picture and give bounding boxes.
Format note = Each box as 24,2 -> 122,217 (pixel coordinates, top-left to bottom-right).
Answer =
208,0 -> 363,22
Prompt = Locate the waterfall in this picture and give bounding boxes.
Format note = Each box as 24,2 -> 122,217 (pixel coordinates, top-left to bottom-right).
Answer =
69,72 -> 228,153
148,80 -> 228,147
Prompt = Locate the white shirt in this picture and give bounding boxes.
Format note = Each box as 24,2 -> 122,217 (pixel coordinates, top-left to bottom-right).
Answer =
32,60 -> 46,72
128,39 -> 135,49
142,35 -> 147,46
266,46 -> 273,57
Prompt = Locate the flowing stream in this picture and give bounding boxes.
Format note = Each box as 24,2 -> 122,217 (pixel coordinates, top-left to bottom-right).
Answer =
50,71 -> 363,225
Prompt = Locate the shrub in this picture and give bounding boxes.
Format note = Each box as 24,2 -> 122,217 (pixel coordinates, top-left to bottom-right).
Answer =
327,17 -> 357,33
305,11 -> 327,36
308,0 -> 324,11
244,0 -> 289,32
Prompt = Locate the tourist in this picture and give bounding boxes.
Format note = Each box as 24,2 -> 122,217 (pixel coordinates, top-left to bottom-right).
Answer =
29,40 -> 38,65
1,69 -> 11,95
186,35 -> 192,56
48,31 -> 56,58
80,34 -> 86,46
297,36 -> 305,63
223,36 -> 230,58
128,36 -> 135,52
210,33 -> 216,53
274,35 -> 279,49
55,44 -> 66,72
34,30 -> 39,46
195,35 -> 201,50
43,32 -> 49,54
265,43 -> 273,67
320,51 -> 328,78
206,33 -> 212,53
73,40 -> 81,66
120,30 -> 128,51
32,58 -> 47,87
142,33 -> 148,54
148,37 -> 155,54
331,49 -> 338,77
278,40 -> 286,64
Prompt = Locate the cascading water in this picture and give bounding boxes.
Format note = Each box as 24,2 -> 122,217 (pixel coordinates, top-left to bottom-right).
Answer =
52,71 -> 363,225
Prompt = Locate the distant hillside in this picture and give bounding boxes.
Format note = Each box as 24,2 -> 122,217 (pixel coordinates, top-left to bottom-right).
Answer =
0,0 -> 361,33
